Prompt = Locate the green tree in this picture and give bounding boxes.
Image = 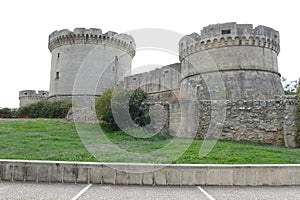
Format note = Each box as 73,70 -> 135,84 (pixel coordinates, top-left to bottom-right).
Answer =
0,108 -> 17,118
95,88 -> 150,131
281,77 -> 298,95
95,89 -> 119,130
129,88 -> 150,127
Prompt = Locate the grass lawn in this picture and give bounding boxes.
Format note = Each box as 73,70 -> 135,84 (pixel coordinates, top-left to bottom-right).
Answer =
0,118 -> 299,164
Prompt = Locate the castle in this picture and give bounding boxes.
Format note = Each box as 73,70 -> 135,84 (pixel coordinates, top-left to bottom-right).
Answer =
19,22 -> 299,147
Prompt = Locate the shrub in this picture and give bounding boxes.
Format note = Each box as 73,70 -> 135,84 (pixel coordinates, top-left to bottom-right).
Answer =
128,88 -> 150,127
296,78 -> 300,143
17,100 -> 72,118
95,88 -> 150,131
0,108 -> 17,118
95,89 -> 118,130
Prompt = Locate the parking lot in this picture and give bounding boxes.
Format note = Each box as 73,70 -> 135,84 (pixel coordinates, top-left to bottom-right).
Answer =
0,181 -> 299,200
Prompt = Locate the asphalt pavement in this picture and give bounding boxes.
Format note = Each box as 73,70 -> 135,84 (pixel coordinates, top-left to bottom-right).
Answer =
0,181 -> 299,200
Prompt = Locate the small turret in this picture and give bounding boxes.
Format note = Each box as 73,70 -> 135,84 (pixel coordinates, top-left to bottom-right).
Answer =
19,90 -> 49,107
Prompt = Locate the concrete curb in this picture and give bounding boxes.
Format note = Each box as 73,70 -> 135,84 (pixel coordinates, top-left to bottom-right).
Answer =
0,159 -> 299,186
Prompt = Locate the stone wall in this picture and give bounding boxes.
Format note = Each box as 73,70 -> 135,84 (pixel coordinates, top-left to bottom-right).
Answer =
19,90 -> 49,107
144,102 -> 169,134
284,95 -> 299,148
1,159 -> 300,186
124,63 -> 181,95
169,95 -> 299,147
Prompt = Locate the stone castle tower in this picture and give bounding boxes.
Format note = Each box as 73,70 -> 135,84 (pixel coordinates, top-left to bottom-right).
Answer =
179,22 -> 283,100
48,28 -> 135,101
19,90 -> 49,107
46,28 -> 135,121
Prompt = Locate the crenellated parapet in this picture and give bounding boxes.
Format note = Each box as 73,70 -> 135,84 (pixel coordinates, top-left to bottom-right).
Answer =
48,28 -> 136,57
19,90 -> 49,98
124,63 -> 181,94
179,22 -> 280,59
19,90 -> 49,107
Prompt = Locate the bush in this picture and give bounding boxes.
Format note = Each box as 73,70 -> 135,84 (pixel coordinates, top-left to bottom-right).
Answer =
297,78 -> 300,143
129,88 -> 150,127
0,108 -> 17,118
95,88 -> 150,131
17,100 -> 72,118
95,89 -> 118,130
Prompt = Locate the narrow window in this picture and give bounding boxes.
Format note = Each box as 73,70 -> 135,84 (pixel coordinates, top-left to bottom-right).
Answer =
114,56 -> 118,64
221,29 -> 231,35
57,53 -> 60,58
56,72 -> 59,79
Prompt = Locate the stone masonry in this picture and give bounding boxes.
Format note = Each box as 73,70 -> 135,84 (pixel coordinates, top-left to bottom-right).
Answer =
19,90 -> 49,107
19,22 -> 299,147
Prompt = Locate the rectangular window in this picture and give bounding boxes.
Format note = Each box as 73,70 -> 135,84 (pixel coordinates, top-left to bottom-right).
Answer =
221,29 -> 231,35
56,72 -> 59,79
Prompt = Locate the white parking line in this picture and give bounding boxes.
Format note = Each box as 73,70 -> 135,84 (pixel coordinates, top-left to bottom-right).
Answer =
71,184 -> 92,200
197,186 -> 216,200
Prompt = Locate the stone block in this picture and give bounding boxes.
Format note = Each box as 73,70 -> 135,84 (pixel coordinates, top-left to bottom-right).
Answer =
77,167 -> 89,184
1,164 -> 13,181
102,167 -> 116,184
142,173 -> 153,185
0,164 -> 3,180
116,171 -> 128,185
13,165 -> 26,181
37,165 -> 49,182
281,169 -> 295,185
285,135 -> 298,148
256,168 -> 271,185
220,169 -> 233,185
233,168 -> 246,185
245,168 -> 257,186
50,164 -> 63,183
154,170 -> 167,185
25,165 -> 38,182
294,170 -> 300,185
206,169 -> 219,185
181,169 -> 195,186
63,166 -> 77,183
194,169 -> 207,185
167,169 -> 181,186
128,172 -> 142,185
89,167 -> 102,184
269,168 -> 282,185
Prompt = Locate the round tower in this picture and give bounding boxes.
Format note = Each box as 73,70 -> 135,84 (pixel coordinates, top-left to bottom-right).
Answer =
179,22 -> 283,100
48,28 -> 135,100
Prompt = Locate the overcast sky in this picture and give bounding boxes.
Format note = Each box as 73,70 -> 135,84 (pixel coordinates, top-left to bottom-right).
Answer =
0,0 -> 299,108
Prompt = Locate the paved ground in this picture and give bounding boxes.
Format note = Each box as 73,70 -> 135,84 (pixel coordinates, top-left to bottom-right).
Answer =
0,181 -> 299,200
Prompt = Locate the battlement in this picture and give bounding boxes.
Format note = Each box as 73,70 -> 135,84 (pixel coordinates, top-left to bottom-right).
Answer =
19,90 -> 49,107
179,22 -> 280,59
48,28 -> 136,57
19,90 -> 49,98
124,63 -> 181,94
